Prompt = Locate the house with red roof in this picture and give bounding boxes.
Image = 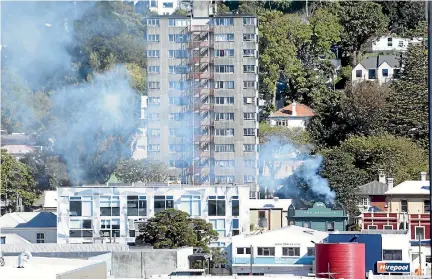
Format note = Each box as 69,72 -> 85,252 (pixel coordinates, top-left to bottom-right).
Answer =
268,101 -> 314,130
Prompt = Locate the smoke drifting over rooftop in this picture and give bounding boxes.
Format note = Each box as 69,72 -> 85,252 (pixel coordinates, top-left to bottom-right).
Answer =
260,137 -> 336,204
1,2 -> 139,184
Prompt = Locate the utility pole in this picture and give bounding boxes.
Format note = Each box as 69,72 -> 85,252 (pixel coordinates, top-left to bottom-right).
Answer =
249,245 -> 253,275
418,233 -> 422,275
428,0 -> 432,244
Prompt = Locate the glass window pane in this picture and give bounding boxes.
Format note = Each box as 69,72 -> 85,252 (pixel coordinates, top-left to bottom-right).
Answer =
82,201 -> 92,216
112,207 -> 120,216
69,230 -> 82,238
233,219 -> 239,229
232,200 -> 239,216
70,220 -> 80,229
100,207 -> 111,216
82,220 -> 92,229
208,200 -> 217,216
192,200 -> 201,216
82,230 -> 93,237
217,200 -> 226,216
216,219 -> 225,229
70,201 -> 82,216
182,200 -> 192,215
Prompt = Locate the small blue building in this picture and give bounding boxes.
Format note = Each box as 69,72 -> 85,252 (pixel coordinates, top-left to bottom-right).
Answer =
287,202 -> 347,232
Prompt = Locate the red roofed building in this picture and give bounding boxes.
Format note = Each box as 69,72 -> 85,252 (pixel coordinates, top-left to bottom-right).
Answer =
268,101 -> 314,129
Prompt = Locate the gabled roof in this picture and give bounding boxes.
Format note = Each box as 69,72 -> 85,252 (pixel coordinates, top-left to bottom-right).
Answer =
356,181 -> 388,195
0,212 -> 57,228
359,55 -> 400,69
385,180 -> 430,195
1,133 -> 36,146
269,103 -> 315,118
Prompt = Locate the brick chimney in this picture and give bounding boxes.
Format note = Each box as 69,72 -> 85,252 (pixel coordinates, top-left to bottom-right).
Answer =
378,169 -> 386,184
420,172 -> 427,181
291,101 -> 297,116
387,178 -> 394,190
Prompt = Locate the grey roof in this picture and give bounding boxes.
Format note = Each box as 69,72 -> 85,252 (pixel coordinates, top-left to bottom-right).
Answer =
356,181 -> 389,195
360,55 -> 400,69
333,230 -> 408,235
1,133 -> 36,146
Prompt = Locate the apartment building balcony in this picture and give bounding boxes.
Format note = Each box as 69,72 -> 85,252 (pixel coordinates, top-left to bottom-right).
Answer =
188,56 -> 214,64
188,25 -> 214,33
189,40 -> 212,49
188,71 -> 214,80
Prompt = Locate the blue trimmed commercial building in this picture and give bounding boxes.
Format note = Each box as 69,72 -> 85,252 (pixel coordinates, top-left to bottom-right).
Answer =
229,226 -> 328,275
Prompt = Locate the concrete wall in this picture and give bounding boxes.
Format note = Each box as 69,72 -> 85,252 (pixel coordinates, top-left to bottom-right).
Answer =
112,248 -> 193,279
112,251 -> 143,278
56,261 -> 107,279
0,243 -> 128,253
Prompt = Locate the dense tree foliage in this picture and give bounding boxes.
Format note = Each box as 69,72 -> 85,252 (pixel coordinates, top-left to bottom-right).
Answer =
114,159 -> 173,183
136,209 -> 218,251
258,8 -> 341,106
338,1 -> 388,65
1,150 -> 38,211
377,1 -> 426,36
321,134 -> 428,212
21,151 -> 71,190
386,45 -> 428,148
309,81 -> 392,148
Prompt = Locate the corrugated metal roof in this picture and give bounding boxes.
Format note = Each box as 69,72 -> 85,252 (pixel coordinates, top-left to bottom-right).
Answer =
357,181 -> 388,195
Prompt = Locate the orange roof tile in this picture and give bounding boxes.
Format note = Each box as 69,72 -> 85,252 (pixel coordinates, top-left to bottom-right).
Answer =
270,103 -> 315,117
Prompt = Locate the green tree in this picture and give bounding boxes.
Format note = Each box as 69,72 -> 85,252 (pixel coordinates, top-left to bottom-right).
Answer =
307,89 -> 347,148
259,122 -> 310,146
21,151 -> 71,190
320,148 -> 368,214
216,2 -> 231,15
1,149 -> 38,211
343,135 -> 428,183
114,159 -> 173,183
386,44 -> 428,148
210,248 -> 228,270
308,81 -> 391,148
320,135 -> 428,213
258,8 -> 342,106
172,8 -> 188,16
377,1 -> 426,36
339,1 -> 388,65
136,209 -> 218,251
1,70 -> 54,134
73,2 -> 147,79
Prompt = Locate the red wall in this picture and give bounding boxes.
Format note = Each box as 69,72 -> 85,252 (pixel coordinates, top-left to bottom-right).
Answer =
370,195 -> 386,211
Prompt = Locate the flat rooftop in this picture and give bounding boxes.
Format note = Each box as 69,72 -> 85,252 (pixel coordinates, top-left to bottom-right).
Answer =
1,256 -> 101,279
64,182 -> 255,188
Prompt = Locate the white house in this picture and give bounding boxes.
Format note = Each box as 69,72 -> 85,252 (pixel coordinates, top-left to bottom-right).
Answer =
372,36 -> 423,52
229,226 -> 328,275
33,190 -> 58,212
268,101 -> 314,130
248,197 -> 292,231
0,212 -> 57,243
57,183 -> 251,246
352,55 -> 401,84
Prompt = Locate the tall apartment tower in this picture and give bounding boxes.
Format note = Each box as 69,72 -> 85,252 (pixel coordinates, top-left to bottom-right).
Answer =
144,1 -> 259,196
